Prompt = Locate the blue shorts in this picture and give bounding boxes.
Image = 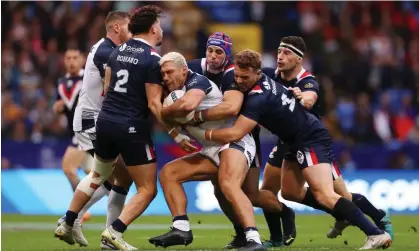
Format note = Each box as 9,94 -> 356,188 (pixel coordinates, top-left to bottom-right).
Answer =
267,139 -> 341,180
94,119 -> 156,166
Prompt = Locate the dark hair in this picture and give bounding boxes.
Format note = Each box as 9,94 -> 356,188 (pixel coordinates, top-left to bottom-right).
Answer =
129,5 -> 162,35
280,36 -> 306,55
235,49 -> 262,70
105,11 -> 130,32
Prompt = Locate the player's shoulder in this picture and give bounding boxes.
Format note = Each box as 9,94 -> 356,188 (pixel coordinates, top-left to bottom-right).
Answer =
296,70 -> 318,90
92,38 -> 117,60
187,58 -> 205,74
297,70 -> 317,83
262,67 -> 277,78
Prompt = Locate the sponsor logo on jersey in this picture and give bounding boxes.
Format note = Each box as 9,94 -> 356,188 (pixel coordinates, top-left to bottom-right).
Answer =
119,43 -> 144,53
304,83 -> 314,89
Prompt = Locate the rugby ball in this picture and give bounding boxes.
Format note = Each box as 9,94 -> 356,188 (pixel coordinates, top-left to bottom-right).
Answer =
163,90 -> 195,124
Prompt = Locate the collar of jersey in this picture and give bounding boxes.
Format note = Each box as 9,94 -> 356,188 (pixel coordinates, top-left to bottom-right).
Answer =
104,37 -> 117,48
133,38 -> 152,47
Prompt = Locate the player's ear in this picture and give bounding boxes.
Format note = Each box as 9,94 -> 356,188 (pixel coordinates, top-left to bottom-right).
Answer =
114,23 -> 120,34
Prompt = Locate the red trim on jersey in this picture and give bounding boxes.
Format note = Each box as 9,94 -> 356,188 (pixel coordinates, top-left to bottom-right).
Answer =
309,149 -> 319,165
333,161 -> 341,176
225,64 -> 234,71
60,81 -> 80,100
251,84 -> 261,91
150,48 -> 157,53
149,145 -> 156,159
298,71 -> 313,81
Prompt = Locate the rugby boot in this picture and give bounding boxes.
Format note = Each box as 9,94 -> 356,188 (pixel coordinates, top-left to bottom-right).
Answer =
149,227 -> 193,248
262,238 -> 284,248
327,220 -> 351,238
237,240 -> 267,251
223,235 -> 247,249
101,226 -> 137,251
359,232 -> 392,250
54,221 -> 75,245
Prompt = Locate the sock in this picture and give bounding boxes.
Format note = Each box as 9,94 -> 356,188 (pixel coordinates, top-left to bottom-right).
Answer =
302,187 -> 345,221
333,197 -> 383,236
234,224 -> 245,238
352,193 -> 386,224
111,218 -> 128,233
106,185 -> 128,227
172,215 -> 190,231
263,209 -> 283,241
244,227 -> 261,244
65,210 -> 78,227
77,184 -> 111,220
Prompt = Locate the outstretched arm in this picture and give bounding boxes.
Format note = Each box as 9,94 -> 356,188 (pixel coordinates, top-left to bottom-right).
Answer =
204,115 -> 258,144
161,89 -> 206,120
194,90 -> 244,122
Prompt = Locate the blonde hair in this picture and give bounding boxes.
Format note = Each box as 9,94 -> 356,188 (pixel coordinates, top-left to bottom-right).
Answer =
159,52 -> 187,68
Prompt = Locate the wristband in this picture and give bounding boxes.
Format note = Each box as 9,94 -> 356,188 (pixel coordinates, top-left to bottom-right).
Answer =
174,134 -> 187,143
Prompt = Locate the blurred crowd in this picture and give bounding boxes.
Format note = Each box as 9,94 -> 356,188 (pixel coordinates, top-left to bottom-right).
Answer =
2,1 -> 419,150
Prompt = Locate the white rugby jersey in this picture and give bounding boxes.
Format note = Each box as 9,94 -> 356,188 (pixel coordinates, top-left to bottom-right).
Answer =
73,37 -> 117,132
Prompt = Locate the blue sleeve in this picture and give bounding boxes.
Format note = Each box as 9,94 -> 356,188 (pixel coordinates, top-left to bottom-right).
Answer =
262,67 -> 276,78
298,77 -> 319,94
146,55 -> 163,85
186,75 -> 212,94
240,94 -> 264,122
106,49 -> 118,70
220,70 -> 238,93
93,47 -> 113,78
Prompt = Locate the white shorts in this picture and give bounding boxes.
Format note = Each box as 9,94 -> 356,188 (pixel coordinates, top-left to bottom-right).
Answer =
74,127 -> 96,152
200,133 -> 256,167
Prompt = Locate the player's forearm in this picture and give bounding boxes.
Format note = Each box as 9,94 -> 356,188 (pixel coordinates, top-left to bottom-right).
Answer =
300,91 -> 317,110
161,100 -> 194,120
148,98 -> 165,126
204,128 -> 242,144
197,102 -> 239,121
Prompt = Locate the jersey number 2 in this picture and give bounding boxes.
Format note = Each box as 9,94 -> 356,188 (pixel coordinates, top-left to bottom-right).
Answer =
114,69 -> 129,93
281,93 -> 295,112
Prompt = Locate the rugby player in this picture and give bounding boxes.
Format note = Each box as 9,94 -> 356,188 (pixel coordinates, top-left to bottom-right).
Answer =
188,32 -> 295,248
66,11 -> 133,250
201,49 -> 392,250
53,48 -> 93,225
54,48 -> 91,193
261,36 -> 393,240
55,6 -> 165,251
148,51 -> 264,251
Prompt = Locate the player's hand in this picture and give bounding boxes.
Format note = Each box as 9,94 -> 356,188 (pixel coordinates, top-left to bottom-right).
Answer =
53,100 -> 65,114
174,133 -> 198,152
291,87 -> 303,100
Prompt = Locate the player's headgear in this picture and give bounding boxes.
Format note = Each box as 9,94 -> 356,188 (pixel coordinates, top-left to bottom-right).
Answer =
206,32 -> 233,64
278,36 -> 306,59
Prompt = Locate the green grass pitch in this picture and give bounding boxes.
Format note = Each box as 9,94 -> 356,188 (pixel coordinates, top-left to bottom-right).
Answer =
1,214 -> 418,250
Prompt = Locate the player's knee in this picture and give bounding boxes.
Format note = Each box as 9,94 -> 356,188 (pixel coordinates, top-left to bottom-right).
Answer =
78,159 -> 113,196
218,177 -> 238,195
281,189 -> 299,202
312,190 -> 339,209
137,184 -> 157,201
159,164 -> 180,183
